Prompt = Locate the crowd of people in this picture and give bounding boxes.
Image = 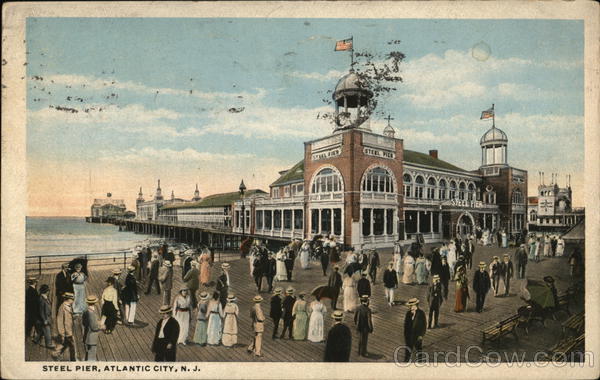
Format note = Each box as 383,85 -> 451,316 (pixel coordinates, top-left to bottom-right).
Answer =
25,229 -> 581,363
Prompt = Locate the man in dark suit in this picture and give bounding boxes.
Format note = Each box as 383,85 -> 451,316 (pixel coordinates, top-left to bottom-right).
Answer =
252,255 -> 264,292
82,296 -> 100,361
139,248 -> 149,282
265,253 -> 277,293
26,277 -> 41,343
357,272 -> 371,298
383,262 -> 398,306
112,269 -> 125,324
324,310 -> 352,362
145,253 -> 161,295
490,256 -> 501,296
279,287 -> 296,339
319,243 -> 329,276
38,284 -> 55,348
427,275 -> 443,328
328,265 -> 343,310
284,247 -> 296,281
514,244 -> 528,279
152,305 -> 180,361
354,295 -> 373,357
269,287 -> 283,339
54,263 -> 73,314
403,298 -> 427,362
439,257 -> 451,300
368,250 -> 380,284
473,261 -> 491,313
500,254 -> 514,297
216,263 -> 230,308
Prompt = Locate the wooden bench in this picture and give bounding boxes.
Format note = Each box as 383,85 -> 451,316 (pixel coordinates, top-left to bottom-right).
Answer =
553,289 -> 574,319
549,333 -> 584,358
482,314 -> 519,344
561,311 -> 584,337
516,305 -> 545,335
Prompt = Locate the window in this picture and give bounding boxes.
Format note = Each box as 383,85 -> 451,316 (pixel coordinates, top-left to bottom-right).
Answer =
529,210 -> 537,222
294,209 -> 303,230
284,186 -> 290,197
439,179 -> 447,200
283,210 -> 292,230
427,177 -> 436,199
403,174 -> 412,198
362,167 -> 395,193
235,211 -> 240,227
273,188 -> 280,198
321,209 -> 332,235
458,182 -> 466,200
245,210 -> 250,228
362,208 -> 371,236
512,189 -> 524,204
256,210 -> 263,230
311,209 -> 319,234
468,183 -> 475,201
449,181 -> 457,199
432,211 -> 440,233
311,168 -> 342,194
373,209 -> 385,235
264,210 -> 272,229
386,209 -> 394,235
415,176 -> 424,199
274,210 -> 282,229
333,209 -> 342,235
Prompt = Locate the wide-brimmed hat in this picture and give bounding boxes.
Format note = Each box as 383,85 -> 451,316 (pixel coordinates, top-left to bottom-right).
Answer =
39,284 -> 50,293
298,291 -> 306,297
63,292 -> 75,300
432,274 -> 440,280
543,276 -> 555,284
332,310 -> 344,320
333,265 -> 340,270
285,287 -> 295,295
27,277 -> 37,284
163,261 -> 172,267
360,295 -> 369,303
227,294 -> 236,301
86,295 -> 98,304
361,272 -> 367,276
253,295 -> 263,303
127,265 -> 136,272
273,287 -> 283,295
479,261 -> 486,267
406,298 -> 419,306
503,253 -> 509,257
159,305 -> 172,314
180,286 -> 189,292
112,268 -> 122,275
493,256 -> 499,260
199,291 -> 209,300
221,263 -> 230,270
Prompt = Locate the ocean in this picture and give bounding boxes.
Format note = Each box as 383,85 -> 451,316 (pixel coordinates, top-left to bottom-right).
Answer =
26,217 -> 155,257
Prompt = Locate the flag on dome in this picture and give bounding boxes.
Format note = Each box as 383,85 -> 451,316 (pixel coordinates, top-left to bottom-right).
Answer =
480,107 -> 494,120
335,38 -> 353,51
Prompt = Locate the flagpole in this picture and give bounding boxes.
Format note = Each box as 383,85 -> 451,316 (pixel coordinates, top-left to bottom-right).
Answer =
350,36 -> 354,69
492,103 -> 495,128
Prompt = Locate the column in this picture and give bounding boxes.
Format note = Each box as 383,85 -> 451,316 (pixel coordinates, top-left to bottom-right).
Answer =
291,210 -> 295,237
330,208 -> 334,236
430,211 -> 434,237
318,209 -> 321,235
370,209 -> 374,236
383,209 -> 388,237
416,211 -> 420,233
270,210 -> 274,235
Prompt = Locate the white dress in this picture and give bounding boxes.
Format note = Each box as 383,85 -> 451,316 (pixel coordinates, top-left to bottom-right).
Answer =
342,276 -> 358,312
556,238 -> 565,256
173,295 -> 191,344
393,252 -> 402,275
299,243 -> 311,269
307,301 -> 326,343
446,244 -> 457,276
402,255 -> 415,284
275,250 -> 287,281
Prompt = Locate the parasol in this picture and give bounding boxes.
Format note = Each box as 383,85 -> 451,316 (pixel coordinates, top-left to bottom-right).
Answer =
68,256 -> 89,276
311,285 -> 335,300
523,279 -> 555,309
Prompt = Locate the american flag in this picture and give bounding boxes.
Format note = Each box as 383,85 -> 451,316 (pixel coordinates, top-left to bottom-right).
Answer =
480,107 -> 494,120
335,38 -> 353,51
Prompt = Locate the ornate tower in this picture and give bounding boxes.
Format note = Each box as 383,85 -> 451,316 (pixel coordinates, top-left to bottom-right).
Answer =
383,115 -> 396,138
154,179 -> 163,201
192,184 -> 201,201
480,125 -> 508,168
136,187 -> 144,205
332,70 -> 373,132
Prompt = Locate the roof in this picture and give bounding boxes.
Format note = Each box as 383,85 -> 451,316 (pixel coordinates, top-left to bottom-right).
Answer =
271,160 -> 305,186
403,150 -> 467,173
333,71 -> 373,100
480,126 -> 508,145
162,189 -> 267,210
562,218 -> 584,241
528,196 -> 539,205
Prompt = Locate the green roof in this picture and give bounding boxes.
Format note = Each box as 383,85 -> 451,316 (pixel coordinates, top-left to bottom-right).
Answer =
403,150 -> 467,172
162,189 -> 267,210
271,160 -> 305,186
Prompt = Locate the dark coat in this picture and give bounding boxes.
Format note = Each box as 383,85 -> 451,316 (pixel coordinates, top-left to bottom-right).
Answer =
182,256 -> 193,280
324,323 -> 352,362
269,295 -> 282,319
163,251 -> 175,264
122,273 -> 138,304
55,270 -> 73,299
430,250 -> 442,275
473,270 -> 491,294
149,260 -> 160,278
501,261 -> 514,279
216,273 -> 228,296
404,308 -> 427,347
39,295 -> 52,325
369,252 -> 380,269
151,317 -> 180,359
357,277 -> 371,297
427,282 -> 443,308
383,269 -> 398,288
252,257 -> 263,277
26,286 -> 40,321
328,272 -> 343,294
353,304 -> 373,333
282,295 -> 296,320
266,257 -> 277,277
440,263 -> 451,284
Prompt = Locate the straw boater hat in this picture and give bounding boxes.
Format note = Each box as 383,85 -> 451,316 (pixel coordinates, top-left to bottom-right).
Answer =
332,310 -> 344,320
112,268 -> 122,275
406,298 -> 419,306
273,287 -> 283,295
128,265 -> 136,272
164,261 -> 172,267
333,265 -> 340,270
159,305 -> 172,314
432,274 -> 440,280
199,291 -> 209,300
39,284 -> 50,294
253,295 -> 263,303
503,253 -> 509,258
227,294 -> 236,301
61,263 -> 69,269
27,277 -> 37,284
86,295 -> 98,304
360,295 -> 369,303
286,287 -> 295,295
221,263 -> 230,270
299,291 -> 306,297
180,286 -> 188,292
63,292 -> 75,300
389,261 -> 394,266
493,256 -> 499,260
479,261 -> 486,267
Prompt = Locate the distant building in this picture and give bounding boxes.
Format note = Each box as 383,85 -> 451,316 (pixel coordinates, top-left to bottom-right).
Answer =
527,177 -> 584,234
89,193 -> 127,221
135,180 -> 194,221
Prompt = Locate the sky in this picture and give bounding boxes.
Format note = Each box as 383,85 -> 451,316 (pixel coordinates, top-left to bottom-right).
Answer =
25,18 -> 584,216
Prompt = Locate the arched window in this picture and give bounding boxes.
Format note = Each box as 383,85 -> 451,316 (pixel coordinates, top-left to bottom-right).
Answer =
438,179 -> 447,200
529,210 -> 537,222
484,191 -> 496,204
512,189 -> 524,204
362,167 -> 395,193
403,174 -> 412,198
415,175 -> 425,199
311,168 -> 343,194
426,177 -> 436,199
467,183 -> 475,201
458,182 -> 466,200
449,180 -> 457,199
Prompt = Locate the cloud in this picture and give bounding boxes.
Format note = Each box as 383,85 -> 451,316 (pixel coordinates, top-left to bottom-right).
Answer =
99,147 -> 255,164
287,70 -> 346,82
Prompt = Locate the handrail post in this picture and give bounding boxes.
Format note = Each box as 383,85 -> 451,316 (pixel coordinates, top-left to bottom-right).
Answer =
123,251 -> 126,269
38,256 -> 42,276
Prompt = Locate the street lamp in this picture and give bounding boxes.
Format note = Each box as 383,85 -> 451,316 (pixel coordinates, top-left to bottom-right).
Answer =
239,180 -> 247,237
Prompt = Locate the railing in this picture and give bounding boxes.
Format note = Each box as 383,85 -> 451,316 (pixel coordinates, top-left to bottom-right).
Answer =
25,250 -> 133,276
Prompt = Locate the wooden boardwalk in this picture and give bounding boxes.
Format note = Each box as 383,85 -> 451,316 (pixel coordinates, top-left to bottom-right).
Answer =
26,245 -> 583,362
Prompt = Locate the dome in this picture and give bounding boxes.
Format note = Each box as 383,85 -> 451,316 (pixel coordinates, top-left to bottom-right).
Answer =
333,71 -> 373,101
480,126 -> 508,145
383,124 -> 396,137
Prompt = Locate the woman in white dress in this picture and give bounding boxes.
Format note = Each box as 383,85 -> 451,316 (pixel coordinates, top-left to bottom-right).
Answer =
275,249 -> 288,281
248,242 -> 258,276
222,294 -> 239,348
446,242 -> 457,278
342,273 -> 358,312
173,287 -> 192,345
556,236 -> 565,256
543,235 -> 551,257
299,240 -> 311,269
402,254 -> 415,284
71,263 -> 87,315
307,297 -> 326,343
393,245 -> 403,282
206,291 -> 224,345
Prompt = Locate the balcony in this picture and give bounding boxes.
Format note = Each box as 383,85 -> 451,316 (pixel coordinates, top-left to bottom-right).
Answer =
360,192 -> 398,202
